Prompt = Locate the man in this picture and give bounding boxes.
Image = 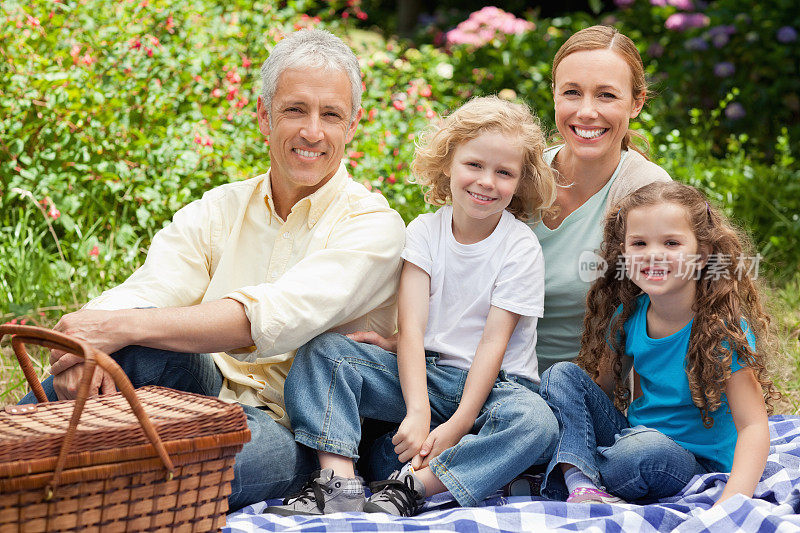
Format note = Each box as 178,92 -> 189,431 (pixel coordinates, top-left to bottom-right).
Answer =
20,29 -> 406,511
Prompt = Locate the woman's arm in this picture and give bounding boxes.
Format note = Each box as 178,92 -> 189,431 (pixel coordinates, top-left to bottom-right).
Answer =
714,367 -> 770,506
415,305 -> 520,467
393,261 -> 433,464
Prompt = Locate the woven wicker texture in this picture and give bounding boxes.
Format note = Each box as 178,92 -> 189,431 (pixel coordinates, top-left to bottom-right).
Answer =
0,325 -> 251,532
0,386 -> 247,464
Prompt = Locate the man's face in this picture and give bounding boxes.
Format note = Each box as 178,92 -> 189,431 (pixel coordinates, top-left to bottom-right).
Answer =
258,67 -> 361,202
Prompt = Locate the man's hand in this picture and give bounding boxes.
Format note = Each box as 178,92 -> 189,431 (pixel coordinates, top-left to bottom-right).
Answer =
414,418 -> 471,468
49,309 -> 130,376
392,412 -> 430,465
53,362 -> 116,400
346,330 -> 398,353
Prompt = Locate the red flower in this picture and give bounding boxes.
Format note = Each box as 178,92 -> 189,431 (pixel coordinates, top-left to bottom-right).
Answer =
368,108 -> 377,121
348,151 -> 364,159
356,11 -> 367,20
392,100 -> 405,111
166,15 -> 175,33
212,88 -> 222,98
419,85 -> 432,97
129,38 -> 141,50
145,47 -> 153,57
242,56 -> 252,69
89,245 -> 99,257
388,173 -> 397,184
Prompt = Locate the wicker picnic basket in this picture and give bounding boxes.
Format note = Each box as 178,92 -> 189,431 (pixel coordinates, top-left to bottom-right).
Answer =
0,325 -> 251,532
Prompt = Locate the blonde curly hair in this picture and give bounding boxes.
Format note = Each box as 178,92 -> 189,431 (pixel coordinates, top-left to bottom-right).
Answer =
411,96 -> 557,222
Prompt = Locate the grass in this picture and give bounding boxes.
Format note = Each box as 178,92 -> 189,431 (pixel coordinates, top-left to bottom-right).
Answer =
3,275 -> 799,412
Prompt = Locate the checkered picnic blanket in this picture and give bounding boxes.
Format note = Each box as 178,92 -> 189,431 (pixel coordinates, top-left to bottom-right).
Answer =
224,415 -> 800,532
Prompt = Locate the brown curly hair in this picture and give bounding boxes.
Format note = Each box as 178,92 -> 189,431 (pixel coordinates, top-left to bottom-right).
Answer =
576,181 -> 779,427
411,95 -> 557,222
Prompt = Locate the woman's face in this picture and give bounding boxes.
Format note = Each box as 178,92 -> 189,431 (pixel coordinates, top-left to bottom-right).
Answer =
552,48 -> 644,164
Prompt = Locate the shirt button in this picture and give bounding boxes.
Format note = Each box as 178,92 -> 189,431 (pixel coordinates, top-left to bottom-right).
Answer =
282,232 -> 290,239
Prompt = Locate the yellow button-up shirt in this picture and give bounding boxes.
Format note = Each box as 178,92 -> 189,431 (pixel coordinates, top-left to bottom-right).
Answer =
85,163 -> 405,428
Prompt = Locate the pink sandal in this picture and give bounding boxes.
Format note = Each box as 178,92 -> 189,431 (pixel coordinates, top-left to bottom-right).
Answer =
567,487 -> 626,504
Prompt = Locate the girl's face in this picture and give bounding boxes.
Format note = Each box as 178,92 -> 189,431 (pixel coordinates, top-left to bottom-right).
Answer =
553,48 -> 644,164
446,129 -> 523,229
623,203 -> 706,301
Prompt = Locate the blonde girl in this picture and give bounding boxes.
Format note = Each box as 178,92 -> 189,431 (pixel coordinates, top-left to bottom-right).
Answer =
539,181 -> 778,505
269,96 -> 560,517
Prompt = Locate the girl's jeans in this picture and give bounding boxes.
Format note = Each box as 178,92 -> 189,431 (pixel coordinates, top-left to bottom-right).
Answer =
285,332 -> 559,507
539,362 -> 711,501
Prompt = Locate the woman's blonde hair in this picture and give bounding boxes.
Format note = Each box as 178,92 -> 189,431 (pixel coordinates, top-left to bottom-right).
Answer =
411,96 -> 556,222
551,25 -> 650,157
576,181 -> 780,428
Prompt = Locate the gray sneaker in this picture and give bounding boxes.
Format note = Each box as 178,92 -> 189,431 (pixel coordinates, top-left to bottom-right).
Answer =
363,465 -> 426,517
263,469 -> 366,516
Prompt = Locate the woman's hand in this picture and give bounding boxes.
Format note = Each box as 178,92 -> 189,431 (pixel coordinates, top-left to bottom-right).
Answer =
393,411 -> 431,464
346,331 -> 398,353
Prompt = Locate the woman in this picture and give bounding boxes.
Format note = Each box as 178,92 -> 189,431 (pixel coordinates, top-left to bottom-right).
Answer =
532,25 -> 670,371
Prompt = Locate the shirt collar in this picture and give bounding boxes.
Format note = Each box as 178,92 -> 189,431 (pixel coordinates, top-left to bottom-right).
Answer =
261,162 -> 349,228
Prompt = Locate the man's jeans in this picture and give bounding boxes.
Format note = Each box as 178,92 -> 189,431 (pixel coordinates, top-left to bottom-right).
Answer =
539,362 -> 710,501
19,346 -> 317,512
285,332 -> 559,507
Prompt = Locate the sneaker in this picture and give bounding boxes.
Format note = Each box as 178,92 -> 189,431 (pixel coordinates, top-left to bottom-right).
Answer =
503,473 -> 544,497
363,464 -> 426,517
263,469 -> 366,516
566,487 -> 626,504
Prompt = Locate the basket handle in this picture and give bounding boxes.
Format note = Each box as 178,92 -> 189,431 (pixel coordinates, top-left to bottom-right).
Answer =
0,324 -> 176,499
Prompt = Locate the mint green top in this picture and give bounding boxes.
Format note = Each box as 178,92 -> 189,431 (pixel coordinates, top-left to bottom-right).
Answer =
529,146 -> 671,371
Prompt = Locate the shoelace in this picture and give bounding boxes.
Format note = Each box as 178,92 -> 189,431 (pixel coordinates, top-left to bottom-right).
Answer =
282,471 -> 331,512
368,476 -> 420,516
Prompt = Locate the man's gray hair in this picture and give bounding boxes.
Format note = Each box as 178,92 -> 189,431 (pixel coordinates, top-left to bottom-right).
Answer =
260,29 -> 362,124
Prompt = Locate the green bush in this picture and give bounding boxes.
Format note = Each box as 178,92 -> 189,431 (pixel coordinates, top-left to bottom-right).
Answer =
1,1 -> 798,320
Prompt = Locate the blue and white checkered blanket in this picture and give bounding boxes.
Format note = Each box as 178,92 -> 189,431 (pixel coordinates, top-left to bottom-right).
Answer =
224,415 -> 800,532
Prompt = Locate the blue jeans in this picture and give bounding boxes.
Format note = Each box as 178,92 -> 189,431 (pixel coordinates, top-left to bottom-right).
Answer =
285,332 -> 559,507
538,362 -> 710,501
19,346 -> 317,511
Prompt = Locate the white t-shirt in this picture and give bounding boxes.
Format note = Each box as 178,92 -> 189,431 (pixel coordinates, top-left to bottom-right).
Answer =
402,205 -> 545,382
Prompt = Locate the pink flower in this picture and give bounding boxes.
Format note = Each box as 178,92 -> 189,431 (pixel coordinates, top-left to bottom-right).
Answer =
388,173 -> 397,184
212,88 -> 222,98
419,85 -> 432,97
665,13 -> 709,31
70,44 -> 81,63
392,100 -> 405,111
203,136 -> 213,147
348,151 -> 364,159
368,108 -> 377,121
166,15 -> 175,32
426,109 -> 435,119
129,38 -> 141,50
89,245 -> 99,257
667,0 -> 693,9
48,204 -> 61,220
242,56 -> 252,68
194,134 -> 202,144
145,47 -> 153,57
356,11 -> 367,21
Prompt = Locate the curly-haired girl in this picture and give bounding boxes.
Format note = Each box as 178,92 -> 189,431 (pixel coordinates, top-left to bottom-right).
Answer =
268,96 -> 560,517
539,181 -> 779,505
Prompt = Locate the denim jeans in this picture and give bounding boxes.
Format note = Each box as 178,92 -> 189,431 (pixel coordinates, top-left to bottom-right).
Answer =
538,362 -> 710,501
19,345 -> 317,512
285,332 -> 559,507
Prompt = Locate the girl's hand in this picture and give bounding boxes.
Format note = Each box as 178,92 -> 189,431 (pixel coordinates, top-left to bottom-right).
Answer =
393,412 -> 431,464
414,417 -> 471,468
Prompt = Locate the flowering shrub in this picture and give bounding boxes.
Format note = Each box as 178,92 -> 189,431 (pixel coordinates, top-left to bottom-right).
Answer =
612,0 -> 800,157
0,0 -> 455,315
446,6 -> 534,47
